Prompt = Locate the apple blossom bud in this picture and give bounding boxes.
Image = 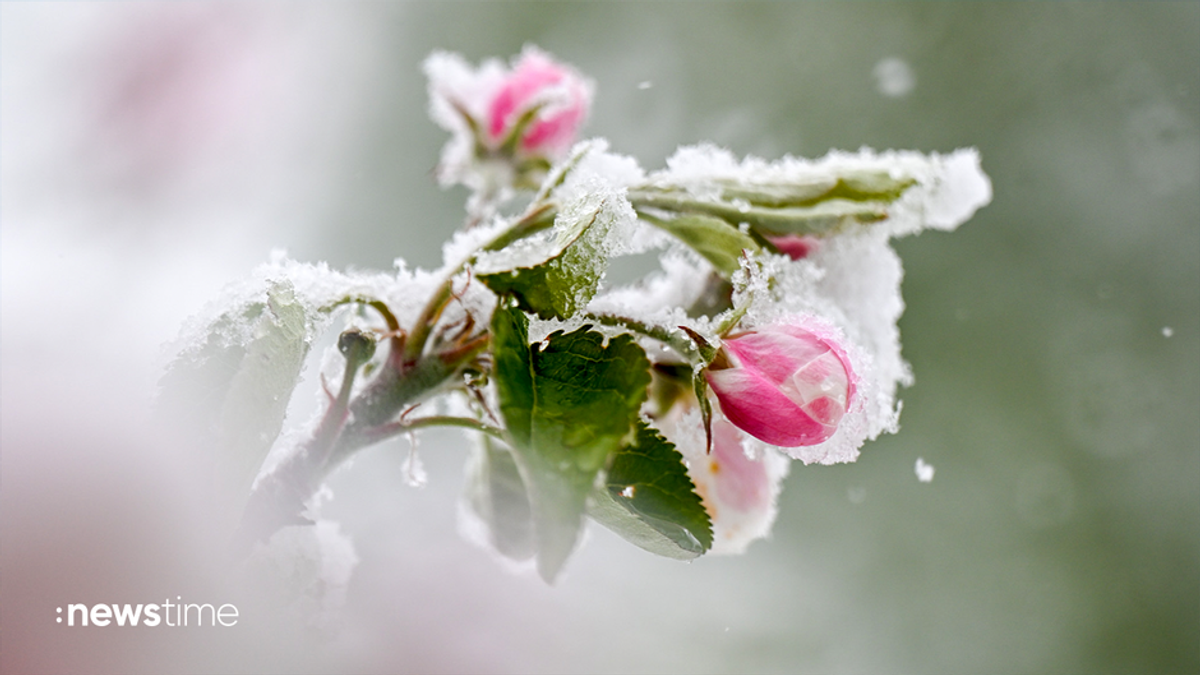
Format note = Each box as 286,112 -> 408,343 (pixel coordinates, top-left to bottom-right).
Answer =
765,233 -> 819,260
486,48 -> 591,160
704,318 -> 855,447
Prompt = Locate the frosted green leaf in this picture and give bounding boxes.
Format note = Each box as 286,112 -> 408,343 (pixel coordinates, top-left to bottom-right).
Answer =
628,186 -> 898,237
714,171 -> 916,208
491,305 -> 650,582
589,421 -> 712,560
477,195 -> 610,319
157,280 -> 310,530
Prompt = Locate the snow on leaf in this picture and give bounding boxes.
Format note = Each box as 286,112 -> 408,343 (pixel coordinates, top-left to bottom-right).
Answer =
476,195 -> 605,319
638,143 -> 991,240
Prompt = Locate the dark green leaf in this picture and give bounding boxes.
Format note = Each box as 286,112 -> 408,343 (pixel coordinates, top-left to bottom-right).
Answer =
491,304 -> 651,582
589,421 -> 713,559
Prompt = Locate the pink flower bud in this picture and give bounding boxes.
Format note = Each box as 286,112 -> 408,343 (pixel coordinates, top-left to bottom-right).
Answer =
765,234 -> 819,260
485,48 -> 591,159
705,318 -> 855,447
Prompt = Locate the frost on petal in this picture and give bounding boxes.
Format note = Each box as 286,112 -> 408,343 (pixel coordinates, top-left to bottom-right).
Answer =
710,140 -> 986,465
424,46 -> 595,191
661,409 -> 789,555
730,253 -> 890,464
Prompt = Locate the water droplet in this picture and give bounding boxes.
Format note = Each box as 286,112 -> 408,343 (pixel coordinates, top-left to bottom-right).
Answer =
637,80 -> 653,90
403,431 -> 427,488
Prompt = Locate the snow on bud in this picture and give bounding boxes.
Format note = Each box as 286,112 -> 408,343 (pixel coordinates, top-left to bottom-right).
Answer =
705,317 -> 855,448
486,47 -> 592,159
424,46 -> 593,191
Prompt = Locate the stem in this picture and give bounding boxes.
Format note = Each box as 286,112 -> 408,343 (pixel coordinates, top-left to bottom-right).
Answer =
363,415 -> 505,447
402,279 -> 455,364
234,191 -> 554,553
584,312 -> 699,361
308,330 -> 375,466
478,202 -> 556,253
405,201 -> 557,366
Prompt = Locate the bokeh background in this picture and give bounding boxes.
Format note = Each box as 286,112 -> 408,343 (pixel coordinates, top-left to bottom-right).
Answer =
2,3 -> 1197,674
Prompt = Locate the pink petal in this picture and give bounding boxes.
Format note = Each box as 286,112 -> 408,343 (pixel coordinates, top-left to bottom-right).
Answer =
706,367 -> 831,446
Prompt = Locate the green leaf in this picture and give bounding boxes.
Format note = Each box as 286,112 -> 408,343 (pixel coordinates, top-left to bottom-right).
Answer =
715,171 -> 916,208
639,212 -> 759,275
463,436 -> 536,562
589,421 -> 712,560
627,171 -> 917,238
477,197 -> 610,320
491,304 -> 651,582
156,280 -> 311,531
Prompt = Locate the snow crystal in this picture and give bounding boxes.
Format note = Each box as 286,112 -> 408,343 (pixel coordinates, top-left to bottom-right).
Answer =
915,457 -> 935,483
471,142 -> 645,285
873,57 -> 916,98
587,248 -> 712,324
549,140 -> 650,256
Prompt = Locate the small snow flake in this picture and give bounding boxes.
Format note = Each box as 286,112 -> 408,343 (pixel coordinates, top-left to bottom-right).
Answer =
915,457 -> 935,483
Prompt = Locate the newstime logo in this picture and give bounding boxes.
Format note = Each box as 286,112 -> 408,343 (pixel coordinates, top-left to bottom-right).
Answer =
56,598 -> 239,627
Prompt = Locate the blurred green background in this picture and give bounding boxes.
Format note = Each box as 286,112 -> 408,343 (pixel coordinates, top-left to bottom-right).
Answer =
3,2 -> 1197,674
